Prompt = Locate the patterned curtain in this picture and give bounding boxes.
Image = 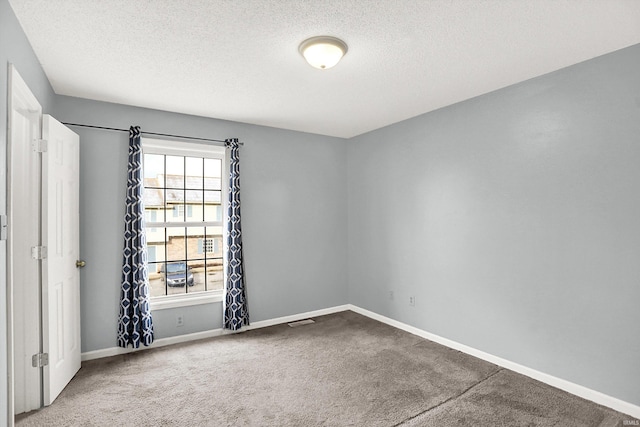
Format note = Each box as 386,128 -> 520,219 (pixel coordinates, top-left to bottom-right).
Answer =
223,138 -> 249,331
117,126 -> 154,348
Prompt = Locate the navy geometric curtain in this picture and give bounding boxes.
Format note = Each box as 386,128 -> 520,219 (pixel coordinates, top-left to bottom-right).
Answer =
117,126 -> 154,348
223,138 -> 249,331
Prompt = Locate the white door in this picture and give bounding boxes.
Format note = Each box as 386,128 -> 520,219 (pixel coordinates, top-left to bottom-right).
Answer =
41,115 -> 81,405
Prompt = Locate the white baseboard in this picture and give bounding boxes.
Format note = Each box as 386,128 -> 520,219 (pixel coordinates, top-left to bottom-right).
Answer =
245,304 -> 350,330
81,304 -> 351,362
81,328 -> 225,361
347,304 -> 640,420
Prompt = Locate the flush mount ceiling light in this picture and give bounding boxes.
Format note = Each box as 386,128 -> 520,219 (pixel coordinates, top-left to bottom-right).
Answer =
298,36 -> 348,70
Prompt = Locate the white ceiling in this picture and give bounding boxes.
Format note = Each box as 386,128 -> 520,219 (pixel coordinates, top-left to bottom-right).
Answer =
8,0 -> 640,139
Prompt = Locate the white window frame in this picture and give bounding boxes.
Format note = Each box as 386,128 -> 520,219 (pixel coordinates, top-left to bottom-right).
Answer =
142,138 -> 228,310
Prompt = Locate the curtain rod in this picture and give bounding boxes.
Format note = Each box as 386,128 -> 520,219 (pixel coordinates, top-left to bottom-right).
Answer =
62,122 -> 243,145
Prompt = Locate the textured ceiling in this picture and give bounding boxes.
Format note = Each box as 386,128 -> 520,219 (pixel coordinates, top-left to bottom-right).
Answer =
8,0 -> 640,138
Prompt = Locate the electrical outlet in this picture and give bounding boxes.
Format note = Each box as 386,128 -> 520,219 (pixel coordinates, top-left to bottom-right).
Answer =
409,296 -> 416,307
389,290 -> 394,300
176,315 -> 184,327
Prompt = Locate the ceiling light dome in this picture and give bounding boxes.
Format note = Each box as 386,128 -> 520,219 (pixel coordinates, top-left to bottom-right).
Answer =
299,36 -> 348,70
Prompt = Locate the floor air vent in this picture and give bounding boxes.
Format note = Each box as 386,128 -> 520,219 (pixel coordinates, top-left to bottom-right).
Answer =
288,319 -> 315,327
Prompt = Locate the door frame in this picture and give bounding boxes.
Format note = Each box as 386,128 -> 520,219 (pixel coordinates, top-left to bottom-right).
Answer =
6,63 -> 43,425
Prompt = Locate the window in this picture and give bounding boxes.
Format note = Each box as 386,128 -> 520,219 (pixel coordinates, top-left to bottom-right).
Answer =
142,138 -> 226,307
172,205 -> 193,218
146,210 -> 158,232
148,246 -> 157,263
197,237 -> 220,254
203,238 -> 214,253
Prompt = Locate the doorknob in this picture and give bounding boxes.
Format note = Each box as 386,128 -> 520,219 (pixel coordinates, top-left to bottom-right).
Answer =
76,260 -> 86,268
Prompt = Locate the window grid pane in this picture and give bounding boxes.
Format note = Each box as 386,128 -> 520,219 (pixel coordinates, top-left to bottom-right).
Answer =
144,150 -> 224,298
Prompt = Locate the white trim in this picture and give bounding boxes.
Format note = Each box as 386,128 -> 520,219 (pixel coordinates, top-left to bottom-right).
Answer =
150,292 -> 223,310
81,328 -> 226,361
243,305 -> 350,331
142,137 -> 225,157
146,221 -> 223,228
7,64 -> 43,426
347,304 -> 640,419
81,304 -> 351,361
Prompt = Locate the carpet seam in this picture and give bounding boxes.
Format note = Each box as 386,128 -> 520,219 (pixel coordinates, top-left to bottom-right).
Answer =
394,367 -> 505,427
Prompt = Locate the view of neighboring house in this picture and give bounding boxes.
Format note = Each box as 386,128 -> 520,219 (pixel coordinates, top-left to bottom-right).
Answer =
143,154 -> 225,297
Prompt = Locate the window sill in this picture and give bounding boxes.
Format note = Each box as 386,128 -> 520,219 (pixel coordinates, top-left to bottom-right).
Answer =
150,291 -> 223,311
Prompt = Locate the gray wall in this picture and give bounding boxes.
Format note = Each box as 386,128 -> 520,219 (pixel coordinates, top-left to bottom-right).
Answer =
53,96 -> 349,352
1,0 -> 57,421
347,44 -> 640,406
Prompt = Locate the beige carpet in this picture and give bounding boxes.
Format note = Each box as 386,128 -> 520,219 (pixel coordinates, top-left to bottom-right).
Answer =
16,311 -> 636,426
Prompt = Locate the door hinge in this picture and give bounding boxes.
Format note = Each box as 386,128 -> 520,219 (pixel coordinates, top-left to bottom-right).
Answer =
32,138 -> 48,153
32,353 -> 49,368
0,214 -> 6,241
31,246 -> 48,260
